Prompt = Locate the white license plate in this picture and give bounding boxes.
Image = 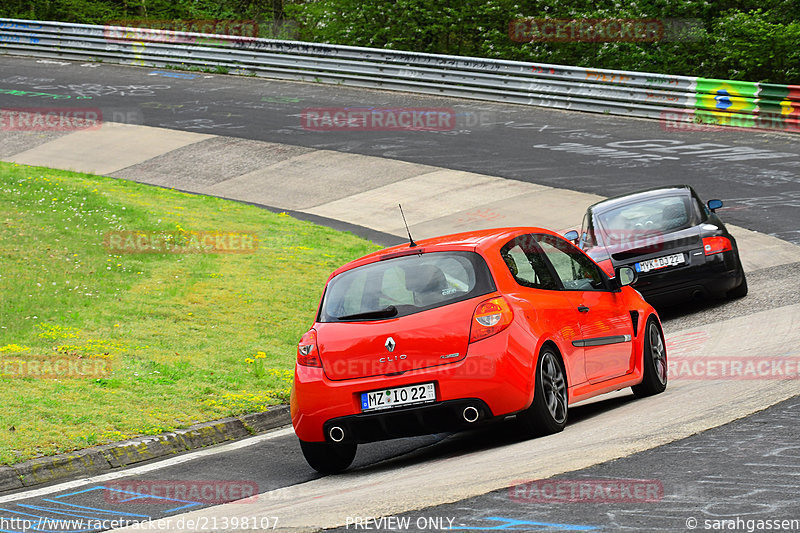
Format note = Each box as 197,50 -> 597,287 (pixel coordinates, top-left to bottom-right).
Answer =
360,383 -> 436,412
635,253 -> 685,273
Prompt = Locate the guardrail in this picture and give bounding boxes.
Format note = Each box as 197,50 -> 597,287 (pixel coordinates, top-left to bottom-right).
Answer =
1,18 -> 798,132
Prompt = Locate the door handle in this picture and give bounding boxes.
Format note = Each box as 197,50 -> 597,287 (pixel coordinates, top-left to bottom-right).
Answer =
577,305 -> 590,313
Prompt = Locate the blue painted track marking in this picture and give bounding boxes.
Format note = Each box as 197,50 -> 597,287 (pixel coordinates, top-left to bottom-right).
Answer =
449,516 -> 600,531
0,484 -> 204,532
52,486 -> 201,513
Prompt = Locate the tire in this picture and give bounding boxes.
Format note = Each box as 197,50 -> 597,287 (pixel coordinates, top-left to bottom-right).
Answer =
299,439 -> 357,474
631,318 -> 668,398
517,348 -> 568,437
727,272 -> 748,299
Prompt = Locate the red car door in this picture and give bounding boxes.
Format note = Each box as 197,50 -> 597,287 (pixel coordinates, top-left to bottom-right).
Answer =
498,234 -> 588,387
535,234 -> 635,383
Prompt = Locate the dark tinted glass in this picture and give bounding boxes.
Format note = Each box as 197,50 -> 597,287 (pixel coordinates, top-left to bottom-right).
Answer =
318,251 -> 495,322
500,234 -> 559,290
596,194 -> 697,245
535,234 -> 608,291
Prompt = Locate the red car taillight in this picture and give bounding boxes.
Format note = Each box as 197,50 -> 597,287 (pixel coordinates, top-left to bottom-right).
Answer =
297,330 -> 321,367
469,296 -> 513,343
703,236 -> 732,256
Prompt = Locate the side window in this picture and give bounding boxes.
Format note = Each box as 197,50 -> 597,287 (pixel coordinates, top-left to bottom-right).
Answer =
579,212 -> 599,248
535,234 -> 608,291
500,235 -> 559,290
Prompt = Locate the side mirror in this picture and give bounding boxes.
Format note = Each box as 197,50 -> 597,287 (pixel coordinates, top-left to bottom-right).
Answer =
564,230 -> 579,244
707,199 -> 723,212
615,266 -> 638,287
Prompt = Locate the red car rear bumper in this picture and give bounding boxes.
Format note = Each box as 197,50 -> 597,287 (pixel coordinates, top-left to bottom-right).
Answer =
291,328 -> 535,442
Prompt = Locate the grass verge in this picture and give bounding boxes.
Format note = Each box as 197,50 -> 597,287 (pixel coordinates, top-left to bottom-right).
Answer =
0,161 -> 380,465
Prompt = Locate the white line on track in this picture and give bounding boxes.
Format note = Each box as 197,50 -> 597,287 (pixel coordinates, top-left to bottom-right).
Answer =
0,426 -> 294,504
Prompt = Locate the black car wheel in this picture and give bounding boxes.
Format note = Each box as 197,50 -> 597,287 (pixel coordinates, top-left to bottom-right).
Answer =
299,440 -> 357,474
632,318 -> 668,398
518,348 -> 568,437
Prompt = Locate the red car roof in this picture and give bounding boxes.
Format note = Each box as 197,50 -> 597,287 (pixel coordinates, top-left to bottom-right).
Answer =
329,226 -> 562,279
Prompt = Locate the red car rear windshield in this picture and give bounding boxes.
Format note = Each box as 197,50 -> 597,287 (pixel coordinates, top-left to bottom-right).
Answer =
318,251 -> 496,322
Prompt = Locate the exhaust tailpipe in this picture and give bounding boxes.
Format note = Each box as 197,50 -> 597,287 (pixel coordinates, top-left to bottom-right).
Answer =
462,406 -> 480,423
329,426 -> 345,443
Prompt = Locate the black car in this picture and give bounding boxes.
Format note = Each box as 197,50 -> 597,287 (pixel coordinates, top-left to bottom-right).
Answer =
566,185 -> 747,305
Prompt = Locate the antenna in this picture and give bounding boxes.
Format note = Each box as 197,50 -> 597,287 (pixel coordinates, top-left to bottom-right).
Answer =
398,204 -> 417,248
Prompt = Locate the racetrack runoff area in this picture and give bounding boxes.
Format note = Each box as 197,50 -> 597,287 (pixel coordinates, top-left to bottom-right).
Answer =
3,122 -> 800,532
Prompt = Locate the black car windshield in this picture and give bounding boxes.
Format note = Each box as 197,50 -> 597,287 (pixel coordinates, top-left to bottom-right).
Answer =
596,194 -> 697,245
318,251 -> 495,322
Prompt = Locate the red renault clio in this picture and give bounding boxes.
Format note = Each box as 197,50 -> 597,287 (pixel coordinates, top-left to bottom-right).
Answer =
291,227 -> 667,473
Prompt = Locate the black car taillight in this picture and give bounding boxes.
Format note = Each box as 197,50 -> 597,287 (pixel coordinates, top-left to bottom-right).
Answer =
702,236 -> 732,256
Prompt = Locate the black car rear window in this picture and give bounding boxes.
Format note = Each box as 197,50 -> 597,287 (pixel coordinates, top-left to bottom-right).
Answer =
318,251 -> 495,322
596,194 -> 698,244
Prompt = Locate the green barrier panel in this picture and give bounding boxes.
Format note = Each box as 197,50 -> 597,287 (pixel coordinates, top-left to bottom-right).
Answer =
690,79 -> 800,132
693,109 -> 755,128
691,109 -> 799,132
694,78 -> 758,118
757,83 -> 800,102
756,84 -> 800,132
